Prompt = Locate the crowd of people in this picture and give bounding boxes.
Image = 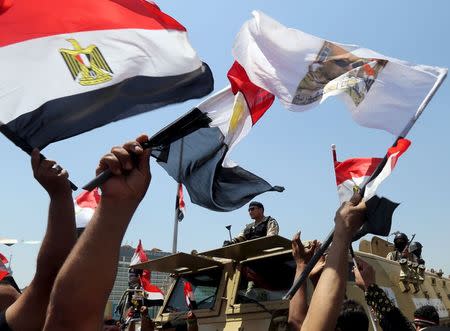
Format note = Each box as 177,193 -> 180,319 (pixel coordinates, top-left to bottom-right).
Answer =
0,135 -> 445,331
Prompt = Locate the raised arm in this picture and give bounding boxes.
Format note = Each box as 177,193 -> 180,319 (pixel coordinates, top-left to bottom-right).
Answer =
288,232 -> 318,330
43,135 -> 151,331
5,149 -> 76,330
353,257 -> 414,331
300,194 -> 366,331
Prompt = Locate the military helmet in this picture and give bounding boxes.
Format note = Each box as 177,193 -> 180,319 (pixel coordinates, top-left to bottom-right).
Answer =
409,241 -> 423,253
394,232 -> 408,243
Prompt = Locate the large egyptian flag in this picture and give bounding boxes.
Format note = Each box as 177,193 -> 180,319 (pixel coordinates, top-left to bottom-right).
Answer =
152,62 -> 284,212
0,0 -> 213,150
233,11 -> 447,136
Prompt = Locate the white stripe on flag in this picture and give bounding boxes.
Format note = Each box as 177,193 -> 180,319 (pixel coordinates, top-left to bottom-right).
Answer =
145,290 -> 164,301
0,28 -> 202,123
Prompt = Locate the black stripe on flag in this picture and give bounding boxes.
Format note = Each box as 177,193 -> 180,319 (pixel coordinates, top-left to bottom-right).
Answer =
3,63 -> 213,149
152,116 -> 283,212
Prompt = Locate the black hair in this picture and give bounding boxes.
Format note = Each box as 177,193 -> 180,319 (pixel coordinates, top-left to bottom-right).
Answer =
335,300 -> 369,331
414,305 -> 439,327
249,201 -> 264,211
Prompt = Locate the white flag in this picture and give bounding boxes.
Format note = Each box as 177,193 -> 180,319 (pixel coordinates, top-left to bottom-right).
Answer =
233,11 -> 447,136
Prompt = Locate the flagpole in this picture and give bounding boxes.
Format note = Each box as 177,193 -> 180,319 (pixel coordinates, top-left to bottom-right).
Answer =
0,124 -> 78,190
331,144 -> 337,164
400,70 -> 447,138
284,73 -> 447,300
172,200 -> 179,254
172,138 -> 184,254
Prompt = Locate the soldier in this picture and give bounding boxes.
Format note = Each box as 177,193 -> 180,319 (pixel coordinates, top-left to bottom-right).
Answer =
409,242 -> 425,265
223,201 -> 279,246
386,232 -> 409,261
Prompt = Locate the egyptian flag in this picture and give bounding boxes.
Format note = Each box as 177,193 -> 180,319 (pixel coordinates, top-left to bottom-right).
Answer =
334,138 -> 411,202
140,274 -> 164,306
0,0 -> 213,150
131,240 -> 164,305
183,281 -> 197,310
74,188 -> 101,234
233,11 -> 447,137
130,240 -> 148,266
152,62 -> 284,212
334,139 -> 410,241
0,253 -> 9,281
175,183 -> 186,222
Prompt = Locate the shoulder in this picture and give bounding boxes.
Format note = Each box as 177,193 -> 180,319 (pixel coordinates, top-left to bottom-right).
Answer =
266,216 -> 278,224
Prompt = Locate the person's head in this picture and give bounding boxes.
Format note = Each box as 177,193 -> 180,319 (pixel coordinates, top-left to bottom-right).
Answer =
394,232 -> 408,252
414,305 -> 439,330
335,300 -> 369,331
409,241 -> 423,258
103,319 -> 120,331
248,201 -> 264,220
128,268 -> 143,288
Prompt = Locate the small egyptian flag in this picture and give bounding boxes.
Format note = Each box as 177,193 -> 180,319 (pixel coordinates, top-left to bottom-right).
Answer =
175,183 -> 186,222
183,281 -> 197,310
74,188 -> 101,235
333,139 -> 411,241
334,139 -> 411,202
0,252 -> 9,281
130,240 -> 164,306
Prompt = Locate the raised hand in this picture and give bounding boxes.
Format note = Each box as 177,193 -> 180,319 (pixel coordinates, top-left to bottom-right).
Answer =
334,192 -> 367,241
353,256 -> 376,291
96,134 -> 151,203
292,231 -> 318,269
31,149 -> 71,197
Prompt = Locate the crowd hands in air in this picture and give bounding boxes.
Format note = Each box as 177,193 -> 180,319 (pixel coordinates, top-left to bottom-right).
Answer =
0,134 -> 442,331
288,195 -> 440,331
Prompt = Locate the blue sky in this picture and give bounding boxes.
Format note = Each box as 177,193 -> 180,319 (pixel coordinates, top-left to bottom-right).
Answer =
1,0 -> 449,287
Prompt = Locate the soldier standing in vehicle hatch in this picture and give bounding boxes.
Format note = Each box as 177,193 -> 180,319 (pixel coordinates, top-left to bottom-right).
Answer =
223,201 -> 279,246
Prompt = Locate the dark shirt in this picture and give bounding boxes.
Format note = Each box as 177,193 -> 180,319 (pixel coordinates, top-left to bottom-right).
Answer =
365,284 -> 414,331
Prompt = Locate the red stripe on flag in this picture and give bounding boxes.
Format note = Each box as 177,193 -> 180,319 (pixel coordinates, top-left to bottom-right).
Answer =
0,253 -> 8,265
178,183 -> 185,210
75,188 -> 101,209
334,157 -> 382,186
0,253 -> 9,281
387,138 -> 411,169
0,0 -> 186,47
227,61 -> 275,125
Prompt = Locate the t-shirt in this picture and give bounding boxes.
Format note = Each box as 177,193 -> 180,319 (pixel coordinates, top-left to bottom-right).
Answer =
0,310 -> 12,331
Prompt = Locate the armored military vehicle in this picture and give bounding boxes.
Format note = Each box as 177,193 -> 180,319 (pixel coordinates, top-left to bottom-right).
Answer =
131,235 -> 450,330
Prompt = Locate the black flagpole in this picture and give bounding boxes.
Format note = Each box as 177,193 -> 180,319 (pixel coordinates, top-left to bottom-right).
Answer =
0,125 -> 78,191
82,108 -> 211,191
283,71 -> 446,300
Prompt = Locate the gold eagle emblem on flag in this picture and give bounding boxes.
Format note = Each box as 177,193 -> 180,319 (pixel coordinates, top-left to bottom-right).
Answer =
59,39 -> 113,86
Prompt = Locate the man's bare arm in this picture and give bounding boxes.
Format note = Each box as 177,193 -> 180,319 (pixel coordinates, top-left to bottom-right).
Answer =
288,232 -> 317,330
43,135 -> 151,331
5,150 -> 76,330
300,195 -> 366,331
